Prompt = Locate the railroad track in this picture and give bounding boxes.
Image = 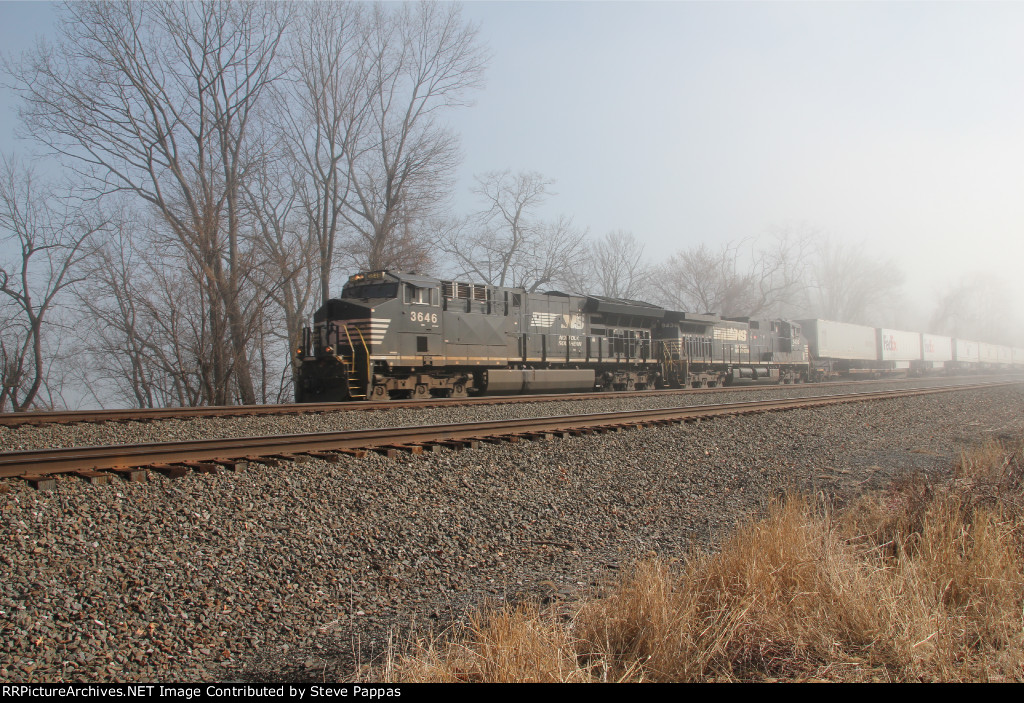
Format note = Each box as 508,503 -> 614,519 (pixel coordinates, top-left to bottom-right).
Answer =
1,381 -> 1017,490
0,383 -> 816,426
0,374 -> 1017,427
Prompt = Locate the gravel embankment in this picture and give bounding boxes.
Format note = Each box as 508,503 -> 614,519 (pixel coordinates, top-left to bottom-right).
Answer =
1,383 -> 1022,683
0,376 -> 1010,453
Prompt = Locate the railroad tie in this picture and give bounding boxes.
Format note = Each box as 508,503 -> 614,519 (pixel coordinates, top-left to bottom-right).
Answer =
147,464 -> 190,479
373,445 -> 424,458
20,475 -> 56,491
305,452 -> 342,463
246,456 -> 282,467
268,453 -> 315,465
437,439 -> 480,450
107,467 -> 149,482
519,432 -> 554,441
475,436 -> 509,445
415,443 -> 445,453
179,461 -> 222,474
211,459 -> 248,471
73,469 -> 113,485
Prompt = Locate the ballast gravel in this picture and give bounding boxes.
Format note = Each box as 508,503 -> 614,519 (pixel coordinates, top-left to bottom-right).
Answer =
0,376 -> 1008,453
1,383 -> 1022,682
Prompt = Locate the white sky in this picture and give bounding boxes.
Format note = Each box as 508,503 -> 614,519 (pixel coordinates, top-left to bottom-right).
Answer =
3,1 -> 1023,331
449,1 -> 1024,325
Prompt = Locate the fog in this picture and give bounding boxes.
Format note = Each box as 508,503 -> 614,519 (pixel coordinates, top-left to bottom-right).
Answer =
446,1 -> 1024,342
2,1 -> 1022,343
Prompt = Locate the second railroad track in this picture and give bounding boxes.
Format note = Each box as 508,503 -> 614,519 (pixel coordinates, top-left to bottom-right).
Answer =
1,381 -> 1017,489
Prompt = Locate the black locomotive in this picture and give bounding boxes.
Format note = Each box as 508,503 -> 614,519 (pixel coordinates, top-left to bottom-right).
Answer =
296,270 -> 809,401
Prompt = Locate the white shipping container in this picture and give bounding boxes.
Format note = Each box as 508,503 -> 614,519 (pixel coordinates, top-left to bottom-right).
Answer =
921,334 -> 953,362
954,339 -> 980,363
996,345 -> 1012,365
799,319 -> 877,361
1013,348 -> 1024,367
978,342 -> 999,364
879,328 -> 922,362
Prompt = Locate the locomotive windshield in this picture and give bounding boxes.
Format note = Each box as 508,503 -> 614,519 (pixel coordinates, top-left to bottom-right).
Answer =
343,282 -> 398,300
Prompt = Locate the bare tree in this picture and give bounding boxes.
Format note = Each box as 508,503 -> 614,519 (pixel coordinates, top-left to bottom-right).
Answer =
652,233 -> 809,317
563,229 -> 651,298
345,2 -> 487,272
929,273 -> 1018,345
653,242 -> 751,315
519,215 -> 591,293
438,170 -> 551,286
8,0 -> 291,405
752,229 -> 813,318
282,1 -> 487,303
77,199 -> 300,409
438,170 -> 588,292
280,1 -> 367,305
77,218 -> 207,409
805,237 -> 905,324
240,148 -> 318,400
0,157 -> 102,412
76,221 -> 154,408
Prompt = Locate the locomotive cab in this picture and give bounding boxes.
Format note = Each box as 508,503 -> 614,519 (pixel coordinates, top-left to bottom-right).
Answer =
298,271 -> 404,401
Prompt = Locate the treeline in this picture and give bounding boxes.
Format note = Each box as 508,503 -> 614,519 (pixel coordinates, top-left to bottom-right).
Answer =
0,2 -> 1013,412
2,1 -> 486,410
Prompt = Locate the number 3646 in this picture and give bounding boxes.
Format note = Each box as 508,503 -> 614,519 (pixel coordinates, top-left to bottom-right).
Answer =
411,311 -> 438,323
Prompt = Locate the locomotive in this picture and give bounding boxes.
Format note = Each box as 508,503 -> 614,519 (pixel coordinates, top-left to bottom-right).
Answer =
296,270 -> 810,401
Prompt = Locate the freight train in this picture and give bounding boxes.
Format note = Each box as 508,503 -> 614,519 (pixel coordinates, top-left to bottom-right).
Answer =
295,270 -> 1022,401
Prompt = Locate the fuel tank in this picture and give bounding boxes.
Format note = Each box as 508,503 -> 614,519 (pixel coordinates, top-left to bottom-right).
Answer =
480,369 -> 596,395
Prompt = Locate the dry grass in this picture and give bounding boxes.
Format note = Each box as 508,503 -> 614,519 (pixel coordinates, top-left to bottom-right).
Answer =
379,604 -> 591,683
379,439 -> 1024,682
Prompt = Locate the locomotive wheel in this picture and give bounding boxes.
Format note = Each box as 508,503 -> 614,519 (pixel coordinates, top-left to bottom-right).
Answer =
413,384 -> 429,399
450,383 -> 467,399
371,385 -> 387,399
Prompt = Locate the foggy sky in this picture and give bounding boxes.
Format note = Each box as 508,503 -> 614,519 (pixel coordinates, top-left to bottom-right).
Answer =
2,1 -> 1023,336
448,2 -> 1024,330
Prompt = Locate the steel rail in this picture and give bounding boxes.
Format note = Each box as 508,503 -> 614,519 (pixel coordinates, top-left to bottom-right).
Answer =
0,382 -> 1016,479
0,384 -> 818,426
0,375 -> 1014,427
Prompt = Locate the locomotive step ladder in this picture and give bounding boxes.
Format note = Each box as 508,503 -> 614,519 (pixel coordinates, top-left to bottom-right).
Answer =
340,325 -> 369,399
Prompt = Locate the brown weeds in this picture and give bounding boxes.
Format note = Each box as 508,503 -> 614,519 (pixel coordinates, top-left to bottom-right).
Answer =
380,439 -> 1024,682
